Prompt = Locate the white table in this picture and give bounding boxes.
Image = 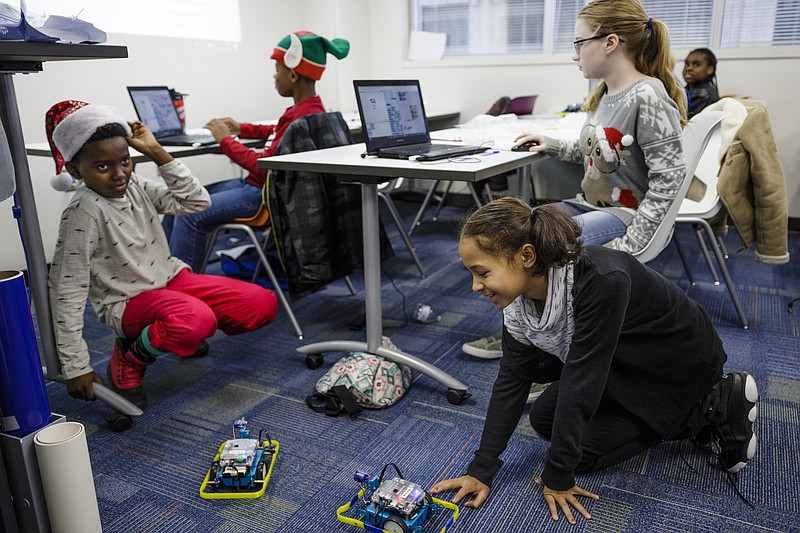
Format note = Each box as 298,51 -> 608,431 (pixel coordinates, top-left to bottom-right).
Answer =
257,143 -> 539,404
434,112 -> 587,202
25,137 -> 264,163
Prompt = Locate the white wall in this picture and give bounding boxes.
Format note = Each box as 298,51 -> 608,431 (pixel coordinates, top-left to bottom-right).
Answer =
2,0 -> 798,270
0,0 -> 358,270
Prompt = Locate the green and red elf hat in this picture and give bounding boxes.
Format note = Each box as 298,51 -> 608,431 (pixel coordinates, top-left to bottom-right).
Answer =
270,30 -> 350,81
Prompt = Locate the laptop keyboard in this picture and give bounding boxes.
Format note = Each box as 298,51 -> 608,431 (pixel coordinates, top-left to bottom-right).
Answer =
164,133 -> 215,143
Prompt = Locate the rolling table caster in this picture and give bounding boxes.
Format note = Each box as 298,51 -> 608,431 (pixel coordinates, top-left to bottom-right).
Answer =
105,411 -> 132,432
305,353 -> 325,369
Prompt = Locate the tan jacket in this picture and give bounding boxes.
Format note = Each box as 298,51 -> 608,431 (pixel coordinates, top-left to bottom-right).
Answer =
714,99 -> 789,264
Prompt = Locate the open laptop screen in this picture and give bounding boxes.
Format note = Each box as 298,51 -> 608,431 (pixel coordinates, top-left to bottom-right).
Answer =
127,86 -> 184,136
354,80 -> 431,151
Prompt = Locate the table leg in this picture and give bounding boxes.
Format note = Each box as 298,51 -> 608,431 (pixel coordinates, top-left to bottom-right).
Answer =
296,182 -> 469,403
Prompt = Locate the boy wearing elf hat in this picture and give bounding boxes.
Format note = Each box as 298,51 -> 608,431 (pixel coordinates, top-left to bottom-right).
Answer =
46,101 -> 279,410
162,30 -> 350,272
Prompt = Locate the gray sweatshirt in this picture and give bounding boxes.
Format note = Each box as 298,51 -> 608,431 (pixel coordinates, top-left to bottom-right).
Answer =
48,159 -> 210,379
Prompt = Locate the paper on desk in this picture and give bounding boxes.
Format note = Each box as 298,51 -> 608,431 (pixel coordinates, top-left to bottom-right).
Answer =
0,0 -> 106,43
408,30 -> 446,61
36,14 -> 106,43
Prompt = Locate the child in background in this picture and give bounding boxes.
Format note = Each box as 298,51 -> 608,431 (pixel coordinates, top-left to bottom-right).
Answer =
46,101 -> 278,411
683,47 -> 719,118
463,0 -> 686,360
432,198 -> 759,525
162,31 -> 350,271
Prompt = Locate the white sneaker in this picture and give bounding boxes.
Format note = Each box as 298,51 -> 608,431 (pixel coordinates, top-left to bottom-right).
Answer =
462,332 -> 503,359
527,383 -> 549,404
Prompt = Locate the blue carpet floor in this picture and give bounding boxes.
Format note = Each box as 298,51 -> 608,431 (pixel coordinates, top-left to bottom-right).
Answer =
42,197 -> 800,533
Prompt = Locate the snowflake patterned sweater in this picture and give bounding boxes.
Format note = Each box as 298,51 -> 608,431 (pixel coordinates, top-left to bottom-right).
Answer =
545,78 -> 684,254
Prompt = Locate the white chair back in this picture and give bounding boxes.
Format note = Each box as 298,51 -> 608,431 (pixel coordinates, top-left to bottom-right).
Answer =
634,110 -> 728,263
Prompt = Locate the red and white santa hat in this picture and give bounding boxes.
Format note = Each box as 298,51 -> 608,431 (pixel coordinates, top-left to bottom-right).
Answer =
45,100 -> 131,191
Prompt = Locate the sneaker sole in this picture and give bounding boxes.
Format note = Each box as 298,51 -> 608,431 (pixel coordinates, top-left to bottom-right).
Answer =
461,344 -> 502,359
725,372 -> 759,473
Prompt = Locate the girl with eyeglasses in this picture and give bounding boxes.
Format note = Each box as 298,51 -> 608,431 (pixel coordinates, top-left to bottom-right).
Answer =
511,0 -> 686,254
461,0 -> 688,363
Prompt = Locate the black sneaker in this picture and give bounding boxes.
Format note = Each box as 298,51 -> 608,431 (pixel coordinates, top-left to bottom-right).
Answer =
185,340 -> 210,359
713,372 -> 759,473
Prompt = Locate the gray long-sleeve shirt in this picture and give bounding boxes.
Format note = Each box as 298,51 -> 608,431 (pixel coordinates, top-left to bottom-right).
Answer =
48,159 -> 210,379
546,78 -> 685,254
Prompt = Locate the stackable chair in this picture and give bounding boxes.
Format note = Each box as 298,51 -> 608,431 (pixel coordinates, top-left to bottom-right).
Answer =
198,199 -> 311,339
673,115 -> 749,329
632,110 -> 728,265
199,111 -> 371,340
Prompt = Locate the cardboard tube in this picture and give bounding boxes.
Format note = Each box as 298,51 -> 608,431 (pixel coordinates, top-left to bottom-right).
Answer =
34,422 -> 102,533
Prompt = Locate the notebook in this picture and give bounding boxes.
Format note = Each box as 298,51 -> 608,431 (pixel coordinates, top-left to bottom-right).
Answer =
354,80 -> 488,161
127,86 -> 217,146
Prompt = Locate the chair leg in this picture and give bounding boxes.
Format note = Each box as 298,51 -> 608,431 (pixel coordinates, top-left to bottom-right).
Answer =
671,231 -> 696,287
467,182 -> 484,209
432,181 -> 454,221
249,227 -> 273,284
409,181 -> 439,236
199,226 -> 226,274
378,191 -> 427,277
344,276 -> 357,295
716,235 -> 729,260
690,218 -> 749,329
204,224 -> 304,339
694,226 -> 721,285
238,226 -> 304,339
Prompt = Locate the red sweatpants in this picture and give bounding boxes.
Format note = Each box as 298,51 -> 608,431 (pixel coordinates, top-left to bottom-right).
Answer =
120,269 -> 278,357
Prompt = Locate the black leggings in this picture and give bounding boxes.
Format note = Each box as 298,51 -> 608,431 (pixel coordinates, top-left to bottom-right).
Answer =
528,380 -> 704,474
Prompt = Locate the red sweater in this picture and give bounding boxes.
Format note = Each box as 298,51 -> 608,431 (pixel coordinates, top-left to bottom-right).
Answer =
219,95 -> 326,187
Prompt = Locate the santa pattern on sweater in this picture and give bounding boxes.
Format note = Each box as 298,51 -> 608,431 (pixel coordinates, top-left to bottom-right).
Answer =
546,78 -> 685,254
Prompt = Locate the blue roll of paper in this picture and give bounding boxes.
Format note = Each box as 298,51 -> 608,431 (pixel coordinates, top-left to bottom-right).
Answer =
0,271 -> 51,437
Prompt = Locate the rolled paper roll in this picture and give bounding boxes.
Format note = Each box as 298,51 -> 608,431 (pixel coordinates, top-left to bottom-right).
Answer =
34,422 -> 102,533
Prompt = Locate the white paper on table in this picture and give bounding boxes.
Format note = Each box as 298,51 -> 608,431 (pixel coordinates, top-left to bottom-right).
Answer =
407,30 -> 447,61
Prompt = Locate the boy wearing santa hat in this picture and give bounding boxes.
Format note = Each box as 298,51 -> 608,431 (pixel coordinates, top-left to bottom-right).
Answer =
46,101 -> 278,411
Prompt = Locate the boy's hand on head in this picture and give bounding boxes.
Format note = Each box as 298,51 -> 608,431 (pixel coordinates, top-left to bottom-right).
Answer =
535,476 -> 598,525
204,118 -> 234,142
66,371 -> 104,401
430,475 -> 490,509
127,120 -> 173,166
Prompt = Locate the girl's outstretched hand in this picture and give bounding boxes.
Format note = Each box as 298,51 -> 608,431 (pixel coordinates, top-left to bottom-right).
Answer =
430,475 -> 490,509
535,475 -> 599,525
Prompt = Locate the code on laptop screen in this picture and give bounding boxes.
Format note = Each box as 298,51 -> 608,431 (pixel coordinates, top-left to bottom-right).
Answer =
357,84 -> 428,141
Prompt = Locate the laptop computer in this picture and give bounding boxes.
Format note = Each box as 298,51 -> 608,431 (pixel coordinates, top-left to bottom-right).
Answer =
127,86 -> 217,146
354,80 -> 488,161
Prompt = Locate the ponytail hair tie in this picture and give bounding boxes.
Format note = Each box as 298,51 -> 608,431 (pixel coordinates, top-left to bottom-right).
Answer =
645,17 -> 653,34
530,207 -> 538,223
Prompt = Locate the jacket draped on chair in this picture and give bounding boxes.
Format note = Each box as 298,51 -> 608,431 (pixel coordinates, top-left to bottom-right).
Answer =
266,111 -> 393,299
705,98 -> 789,264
